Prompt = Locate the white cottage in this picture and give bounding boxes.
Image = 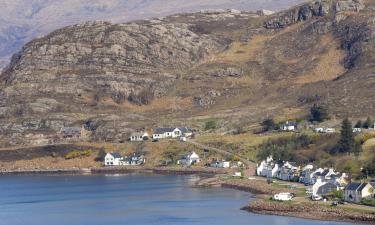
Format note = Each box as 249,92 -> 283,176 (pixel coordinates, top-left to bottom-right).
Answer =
280,121 -> 298,131
152,127 -> 193,140
210,160 -> 230,168
177,151 -> 200,166
104,152 -> 122,166
130,132 -> 149,141
344,183 -> 373,203
312,178 -> 339,197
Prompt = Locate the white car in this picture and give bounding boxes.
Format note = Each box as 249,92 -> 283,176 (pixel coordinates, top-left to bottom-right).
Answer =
311,195 -> 322,201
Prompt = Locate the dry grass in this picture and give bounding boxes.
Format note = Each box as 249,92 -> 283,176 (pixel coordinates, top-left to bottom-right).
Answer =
296,34 -> 346,84
214,35 -> 271,63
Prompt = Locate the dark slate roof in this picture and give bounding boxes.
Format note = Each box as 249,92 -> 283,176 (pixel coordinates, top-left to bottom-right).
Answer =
357,183 -> 369,191
345,183 -> 361,191
109,152 -> 122,158
316,169 -> 329,177
178,127 -> 192,134
285,121 -> 298,126
154,128 -> 175,134
61,127 -> 81,134
317,182 -> 338,195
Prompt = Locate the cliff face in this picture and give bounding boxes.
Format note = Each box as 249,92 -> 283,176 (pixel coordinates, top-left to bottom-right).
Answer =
0,0 -> 374,146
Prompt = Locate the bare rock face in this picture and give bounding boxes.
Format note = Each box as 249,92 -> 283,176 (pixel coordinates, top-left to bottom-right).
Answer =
264,0 -> 365,29
1,21 -> 224,100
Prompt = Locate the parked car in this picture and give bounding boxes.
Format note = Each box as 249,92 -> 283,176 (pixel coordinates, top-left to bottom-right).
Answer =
311,195 -> 323,201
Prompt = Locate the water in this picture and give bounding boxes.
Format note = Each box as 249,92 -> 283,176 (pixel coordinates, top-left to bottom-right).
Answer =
0,174 -> 357,225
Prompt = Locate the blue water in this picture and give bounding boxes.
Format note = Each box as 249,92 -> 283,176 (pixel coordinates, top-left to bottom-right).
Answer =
0,174 -> 358,225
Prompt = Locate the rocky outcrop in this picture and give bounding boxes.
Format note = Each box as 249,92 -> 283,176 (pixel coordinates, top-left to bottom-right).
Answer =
336,16 -> 375,69
265,0 -> 365,29
193,90 -> 221,108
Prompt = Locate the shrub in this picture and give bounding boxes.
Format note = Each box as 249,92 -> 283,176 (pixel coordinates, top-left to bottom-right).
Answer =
128,90 -> 154,105
310,104 -> 329,122
363,117 -> 373,129
361,198 -> 375,207
256,134 -> 312,163
261,118 -> 276,132
65,151 -> 81,160
65,150 -> 93,160
205,120 -> 217,130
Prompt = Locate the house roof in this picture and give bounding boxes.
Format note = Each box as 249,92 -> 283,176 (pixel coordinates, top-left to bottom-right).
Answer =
317,182 -> 338,195
130,132 -> 147,137
284,121 -> 298,126
316,169 -> 330,177
109,152 -> 122,158
344,183 -> 369,191
154,128 -> 175,134
61,127 -> 81,134
178,127 -> 192,134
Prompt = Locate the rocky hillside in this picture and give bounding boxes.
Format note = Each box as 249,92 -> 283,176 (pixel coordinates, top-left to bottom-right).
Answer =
0,0 -> 374,146
0,0 -> 308,70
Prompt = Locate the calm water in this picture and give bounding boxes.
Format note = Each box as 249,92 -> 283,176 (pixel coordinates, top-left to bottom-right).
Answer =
0,174 -> 358,225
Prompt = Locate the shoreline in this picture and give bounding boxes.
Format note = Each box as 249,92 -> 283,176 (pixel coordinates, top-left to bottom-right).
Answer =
0,166 -> 229,176
195,176 -> 375,225
2,167 -> 374,224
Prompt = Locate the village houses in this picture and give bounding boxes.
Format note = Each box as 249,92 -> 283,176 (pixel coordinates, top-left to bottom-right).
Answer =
256,156 -> 281,178
177,151 -> 200,166
104,152 -> 145,166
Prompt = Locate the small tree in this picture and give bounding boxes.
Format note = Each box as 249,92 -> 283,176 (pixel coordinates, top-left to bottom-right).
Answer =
354,120 -> 362,128
261,118 -> 276,132
338,118 -> 355,154
96,148 -> 106,161
363,117 -> 373,129
310,104 -> 329,122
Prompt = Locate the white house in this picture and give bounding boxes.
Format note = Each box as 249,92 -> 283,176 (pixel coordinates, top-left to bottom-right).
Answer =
353,128 -> 362,133
130,132 -> 149,141
152,127 -> 192,140
277,161 -> 299,181
312,178 -> 339,197
130,153 -> 146,165
324,128 -> 336,133
314,127 -> 324,133
210,160 -> 230,168
344,183 -> 373,203
177,151 -> 200,166
104,152 -> 122,166
280,121 -> 298,131
314,128 -> 336,133
256,156 -> 281,178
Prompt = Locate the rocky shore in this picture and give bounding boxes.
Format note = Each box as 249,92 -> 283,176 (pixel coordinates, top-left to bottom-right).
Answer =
243,199 -> 375,224
196,176 -> 375,224
0,166 -> 229,176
